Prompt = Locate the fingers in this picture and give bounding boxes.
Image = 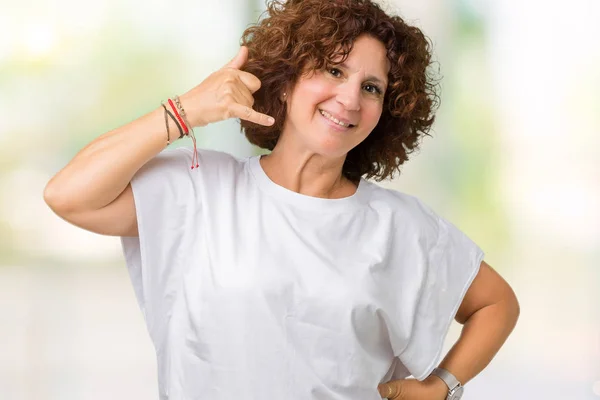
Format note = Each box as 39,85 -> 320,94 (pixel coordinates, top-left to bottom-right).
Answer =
235,84 -> 255,108
222,80 -> 254,108
224,46 -> 248,70
237,70 -> 262,93
378,383 -> 397,399
223,47 -> 261,93
217,46 -> 269,125
228,103 -> 274,127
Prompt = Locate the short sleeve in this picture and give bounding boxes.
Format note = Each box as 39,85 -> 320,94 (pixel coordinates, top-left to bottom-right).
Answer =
397,213 -> 485,381
120,146 -> 196,346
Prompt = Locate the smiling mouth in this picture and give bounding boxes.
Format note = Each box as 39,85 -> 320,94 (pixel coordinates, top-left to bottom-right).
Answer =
319,109 -> 356,128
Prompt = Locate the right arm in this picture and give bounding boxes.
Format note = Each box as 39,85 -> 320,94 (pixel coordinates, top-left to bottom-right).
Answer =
43,106 -> 176,237
43,45 -> 273,237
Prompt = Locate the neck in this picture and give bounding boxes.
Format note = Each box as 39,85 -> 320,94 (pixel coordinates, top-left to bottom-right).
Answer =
259,147 -> 356,199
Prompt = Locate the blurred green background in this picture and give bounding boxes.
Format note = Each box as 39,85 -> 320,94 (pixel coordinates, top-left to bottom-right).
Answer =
1,0 -> 599,398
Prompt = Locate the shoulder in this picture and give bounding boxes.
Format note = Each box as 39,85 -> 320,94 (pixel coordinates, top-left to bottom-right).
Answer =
364,181 -> 440,235
144,147 -> 244,175
134,146 -> 193,182
132,147 -> 247,194
158,146 -> 240,166
367,182 -> 439,221
195,147 -> 241,165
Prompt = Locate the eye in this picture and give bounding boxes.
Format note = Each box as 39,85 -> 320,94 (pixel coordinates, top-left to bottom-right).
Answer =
364,84 -> 383,95
327,66 -> 384,96
328,67 -> 342,77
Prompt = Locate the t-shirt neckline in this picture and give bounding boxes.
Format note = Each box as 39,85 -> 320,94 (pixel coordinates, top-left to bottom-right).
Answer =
248,154 -> 369,212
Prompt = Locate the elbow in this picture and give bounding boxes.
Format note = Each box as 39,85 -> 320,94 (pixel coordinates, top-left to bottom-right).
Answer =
497,274 -> 521,328
500,287 -> 521,332
505,281 -> 520,317
509,289 -> 521,325
43,180 -> 72,214
43,180 -> 59,208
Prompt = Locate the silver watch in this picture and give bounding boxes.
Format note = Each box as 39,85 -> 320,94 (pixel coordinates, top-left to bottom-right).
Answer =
430,367 -> 464,400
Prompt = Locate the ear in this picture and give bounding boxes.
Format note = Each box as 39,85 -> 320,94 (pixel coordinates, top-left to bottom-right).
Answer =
280,88 -> 289,103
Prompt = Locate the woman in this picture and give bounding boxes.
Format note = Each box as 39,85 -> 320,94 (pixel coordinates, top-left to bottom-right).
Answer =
44,0 -> 520,399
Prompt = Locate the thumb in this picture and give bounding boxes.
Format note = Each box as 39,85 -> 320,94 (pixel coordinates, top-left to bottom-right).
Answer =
224,46 -> 248,70
378,383 -> 390,398
378,382 -> 400,399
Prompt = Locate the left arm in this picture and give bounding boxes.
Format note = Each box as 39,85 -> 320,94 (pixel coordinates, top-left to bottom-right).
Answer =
379,260 -> 520,399
435,260 -> 520,385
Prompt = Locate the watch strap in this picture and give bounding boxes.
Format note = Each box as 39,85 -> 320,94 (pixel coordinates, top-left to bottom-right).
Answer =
431,367 -> 461,391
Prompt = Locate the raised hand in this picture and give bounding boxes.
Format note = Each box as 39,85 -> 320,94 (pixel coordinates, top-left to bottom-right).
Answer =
177,46 -> 275,128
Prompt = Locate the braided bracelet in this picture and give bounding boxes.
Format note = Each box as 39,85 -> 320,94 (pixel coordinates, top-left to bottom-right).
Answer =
161,103 -> 184,146
166,96 -> 199,169
167,98 -> 189,135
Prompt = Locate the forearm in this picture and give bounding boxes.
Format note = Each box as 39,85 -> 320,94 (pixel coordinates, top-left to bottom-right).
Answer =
438,296 -> 520,386
44,106 -> 179,213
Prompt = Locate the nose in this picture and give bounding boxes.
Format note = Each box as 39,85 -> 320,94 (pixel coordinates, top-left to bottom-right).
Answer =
336,82 -> 361,111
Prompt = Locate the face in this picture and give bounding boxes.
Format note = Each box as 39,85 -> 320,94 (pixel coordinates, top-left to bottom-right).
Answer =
281,34 -> 391,158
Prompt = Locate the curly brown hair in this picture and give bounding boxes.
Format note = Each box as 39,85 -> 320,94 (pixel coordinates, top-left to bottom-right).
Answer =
239,0 -> 440,182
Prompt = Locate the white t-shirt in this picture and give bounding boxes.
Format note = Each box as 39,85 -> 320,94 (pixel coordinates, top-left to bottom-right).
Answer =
120,146 -> 484,400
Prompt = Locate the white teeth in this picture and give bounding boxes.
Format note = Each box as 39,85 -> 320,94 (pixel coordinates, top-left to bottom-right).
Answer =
320,110 -> 350,127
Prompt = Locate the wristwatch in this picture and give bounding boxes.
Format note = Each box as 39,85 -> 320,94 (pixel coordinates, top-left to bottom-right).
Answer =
430,367 -> 464,400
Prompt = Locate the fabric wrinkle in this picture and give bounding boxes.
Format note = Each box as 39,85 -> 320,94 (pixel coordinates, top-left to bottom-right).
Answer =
120,147 -> 485,398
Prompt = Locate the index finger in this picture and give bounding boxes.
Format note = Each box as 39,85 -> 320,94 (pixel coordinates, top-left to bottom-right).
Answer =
229,103 -> 274,126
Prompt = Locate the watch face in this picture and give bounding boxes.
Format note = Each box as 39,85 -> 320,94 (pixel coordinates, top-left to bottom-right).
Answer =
449,386 -> 464,400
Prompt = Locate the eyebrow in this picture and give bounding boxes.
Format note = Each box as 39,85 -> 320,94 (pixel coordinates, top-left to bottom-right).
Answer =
338,61 -> 388,87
